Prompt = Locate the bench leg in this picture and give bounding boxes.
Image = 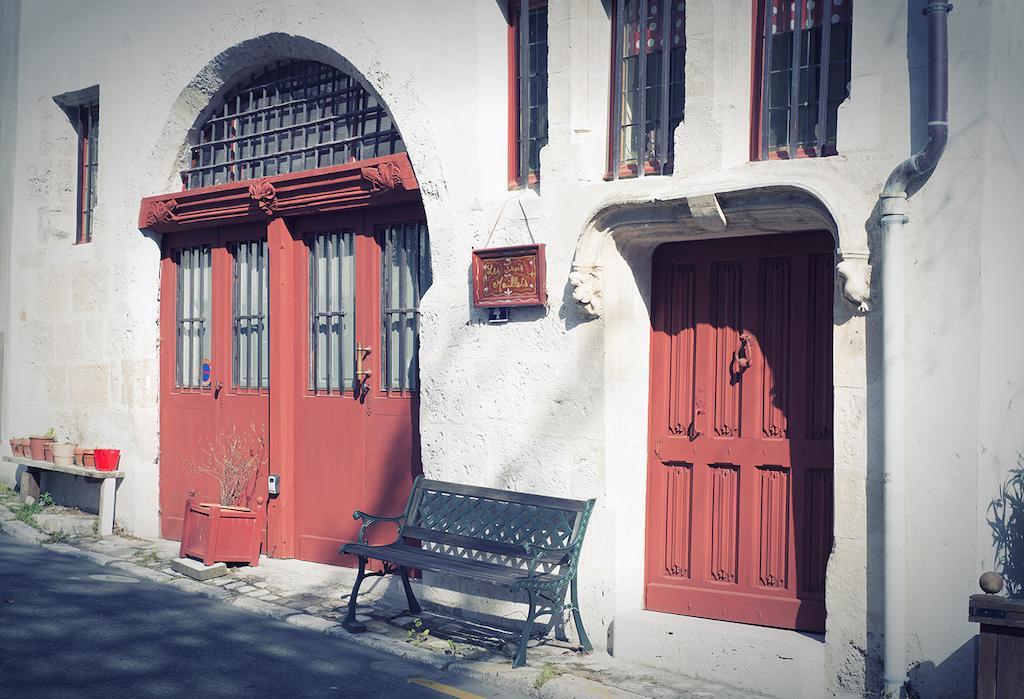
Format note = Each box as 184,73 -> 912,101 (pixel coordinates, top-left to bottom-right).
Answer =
513,589 -> 538,669
342,556 -> 369,633
399,566 -> 422,615
98,478 -> 116,536
570,578 -> 593,653
19,468 -> 40,504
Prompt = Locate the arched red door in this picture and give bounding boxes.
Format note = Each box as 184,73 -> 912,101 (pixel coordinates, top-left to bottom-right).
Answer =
645,231 -> 834,632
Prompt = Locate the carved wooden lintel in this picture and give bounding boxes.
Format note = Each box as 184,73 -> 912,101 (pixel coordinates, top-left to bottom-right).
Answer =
138,153 -> 419,233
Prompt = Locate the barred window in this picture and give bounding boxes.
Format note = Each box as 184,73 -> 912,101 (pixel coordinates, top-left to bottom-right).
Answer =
754,0 -> 852,159
175,246 -> 212,389
308,231 -> 356,394
609,0 -> 686,179
381,222 -> 430,393
183,60 -> 404,189
232,240 -> 269,391
509,1 -> 548,187
76,101 -> 99,243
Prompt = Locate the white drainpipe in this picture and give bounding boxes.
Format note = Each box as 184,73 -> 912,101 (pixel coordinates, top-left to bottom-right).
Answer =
880,3 -> 952,696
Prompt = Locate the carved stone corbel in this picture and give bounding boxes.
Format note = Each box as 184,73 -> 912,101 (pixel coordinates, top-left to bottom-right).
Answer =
143,198 -> 178,227
836,253 -> 871,312
569,264 -> 603,317
361,161 -> 407,193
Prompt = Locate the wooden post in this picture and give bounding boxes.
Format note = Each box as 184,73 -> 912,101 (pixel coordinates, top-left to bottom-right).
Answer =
267,216 -> 297,558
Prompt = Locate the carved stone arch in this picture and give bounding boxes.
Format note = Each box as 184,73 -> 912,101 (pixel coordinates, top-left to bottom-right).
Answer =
145,33 -> 442,198
569,184 -> 871,317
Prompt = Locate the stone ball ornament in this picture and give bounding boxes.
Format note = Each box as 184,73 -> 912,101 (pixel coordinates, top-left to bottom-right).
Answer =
979,570 -> 1005,594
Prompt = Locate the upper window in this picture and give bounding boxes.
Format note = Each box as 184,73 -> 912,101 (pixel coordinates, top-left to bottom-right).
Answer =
509,1 -> 549,188
76,101 -> 99,244
753,0 -> 852,160
183,60 -> 405,189
608,0 -> 686,179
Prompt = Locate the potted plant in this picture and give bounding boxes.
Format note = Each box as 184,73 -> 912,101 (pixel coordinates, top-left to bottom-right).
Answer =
73,447 -> 84,467
8,438 -> 18,456
179,424 -> 267,567
18,438 -> 30,457
29,428 -> 56,461
50,427 -> 78,467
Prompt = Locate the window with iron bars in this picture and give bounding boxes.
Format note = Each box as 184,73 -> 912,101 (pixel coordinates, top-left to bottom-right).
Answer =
76,101 -> 99,243
183,60 -> 405,189
175,245 -> 212,390
380,222 -> 430,394
232,240 -> 269,391
753,0 -> 853,159
308,231 -> 356,395
608,0 -> 685,179
509,1 -> 548,188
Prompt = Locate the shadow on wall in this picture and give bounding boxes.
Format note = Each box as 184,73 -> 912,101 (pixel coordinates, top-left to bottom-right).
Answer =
987,452 -> 1024,597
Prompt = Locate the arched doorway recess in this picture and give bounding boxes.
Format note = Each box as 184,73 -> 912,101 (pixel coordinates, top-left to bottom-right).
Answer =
140,58 -> 428,564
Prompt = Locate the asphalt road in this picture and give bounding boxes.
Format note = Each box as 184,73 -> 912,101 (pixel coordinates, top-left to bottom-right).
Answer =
0,536 -> 517,698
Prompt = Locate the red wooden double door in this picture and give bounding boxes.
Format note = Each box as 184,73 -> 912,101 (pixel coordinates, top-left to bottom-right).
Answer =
646,231 -> 834,633
159,203 -> 426,565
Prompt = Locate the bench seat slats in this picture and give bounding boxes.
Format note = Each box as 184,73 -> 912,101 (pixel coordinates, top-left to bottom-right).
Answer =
342,542 -> 564,586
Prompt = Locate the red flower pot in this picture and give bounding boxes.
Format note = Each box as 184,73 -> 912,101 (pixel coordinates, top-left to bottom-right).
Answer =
29,436 -> 53,461
94,449 -> 121,471
179,498 -> 265,567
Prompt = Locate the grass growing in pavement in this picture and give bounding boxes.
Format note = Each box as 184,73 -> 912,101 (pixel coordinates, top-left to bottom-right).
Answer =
534,663 -> 563,689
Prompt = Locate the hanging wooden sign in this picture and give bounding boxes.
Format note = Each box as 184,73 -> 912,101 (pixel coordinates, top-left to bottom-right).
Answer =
471,244 -> 547,308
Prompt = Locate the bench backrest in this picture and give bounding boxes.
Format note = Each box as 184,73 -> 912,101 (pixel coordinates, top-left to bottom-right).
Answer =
400,476 -> 595,577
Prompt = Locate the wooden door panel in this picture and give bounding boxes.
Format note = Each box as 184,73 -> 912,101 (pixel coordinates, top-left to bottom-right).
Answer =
646,232 -> 834,633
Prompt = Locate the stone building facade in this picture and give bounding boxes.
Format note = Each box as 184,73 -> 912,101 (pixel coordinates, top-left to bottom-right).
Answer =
1,1 -> 1022,697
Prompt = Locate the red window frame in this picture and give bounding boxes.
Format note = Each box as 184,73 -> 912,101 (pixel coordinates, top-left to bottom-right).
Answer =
507,0 -> 548,189
750,0 -> 853,161
76,101 -> 99,244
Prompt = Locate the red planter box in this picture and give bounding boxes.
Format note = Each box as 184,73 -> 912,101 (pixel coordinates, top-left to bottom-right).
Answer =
179,499 -> 264,567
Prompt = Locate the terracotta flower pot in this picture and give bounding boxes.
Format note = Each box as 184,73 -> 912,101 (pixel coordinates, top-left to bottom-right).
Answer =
82,450 -> 95,469
8,438 -> 17,457
29,436 -> 54,461
51,443 -> 77,467
73,447 -> 85,467
94,449 -> 120,472
18,438 -> 30,457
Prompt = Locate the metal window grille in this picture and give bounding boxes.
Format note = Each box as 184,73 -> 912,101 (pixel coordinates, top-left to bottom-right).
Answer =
183,60 -> 405,189
610,0 -> 685,179
77,101 -> 99,243
175,246 -> 212,389
232,240 -> 269,391
759,0 -> 852,159
308,231 -> 355,394
381,222 -> 430,394
513,2 -> 548,187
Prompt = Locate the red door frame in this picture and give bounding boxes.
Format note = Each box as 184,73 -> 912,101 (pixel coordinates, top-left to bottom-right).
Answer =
147,154 -> 422,558
645,231 -> 834,633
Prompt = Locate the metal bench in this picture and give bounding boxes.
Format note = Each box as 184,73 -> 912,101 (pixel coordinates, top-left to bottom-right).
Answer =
340,475 -> 596,667
2,455 -> 125,535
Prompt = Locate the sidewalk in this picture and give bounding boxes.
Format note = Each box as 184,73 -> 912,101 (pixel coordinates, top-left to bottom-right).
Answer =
0,494 -> 760,699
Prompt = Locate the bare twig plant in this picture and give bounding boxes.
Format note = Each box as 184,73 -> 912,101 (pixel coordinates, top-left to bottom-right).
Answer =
188,424 -> 267,508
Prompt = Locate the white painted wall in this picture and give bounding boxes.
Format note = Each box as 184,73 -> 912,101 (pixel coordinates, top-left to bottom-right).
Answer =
0,1 -> 1021,696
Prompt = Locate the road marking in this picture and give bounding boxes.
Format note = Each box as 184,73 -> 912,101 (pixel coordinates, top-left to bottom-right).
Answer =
407,677 -> 484,699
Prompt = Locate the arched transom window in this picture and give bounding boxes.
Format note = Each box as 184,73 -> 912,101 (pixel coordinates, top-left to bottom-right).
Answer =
183,60 -> 404,189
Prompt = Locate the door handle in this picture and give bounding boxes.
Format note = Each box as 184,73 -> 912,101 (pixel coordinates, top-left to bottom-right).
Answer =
355,344 -> 373,382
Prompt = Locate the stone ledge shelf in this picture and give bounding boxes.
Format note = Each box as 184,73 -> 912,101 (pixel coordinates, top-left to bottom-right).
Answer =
3,455 -> 125,535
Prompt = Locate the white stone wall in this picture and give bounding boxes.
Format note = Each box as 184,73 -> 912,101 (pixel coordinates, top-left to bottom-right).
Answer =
0,1 -> 1020,696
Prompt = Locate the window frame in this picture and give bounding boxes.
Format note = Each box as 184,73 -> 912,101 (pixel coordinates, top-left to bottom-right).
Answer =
606,0 -> 686,180
75,100 -> 99,244
507,0 -> 549,189
750,0 -> 852,161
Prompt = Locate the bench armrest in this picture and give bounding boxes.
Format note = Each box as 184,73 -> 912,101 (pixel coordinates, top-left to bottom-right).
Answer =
510,540 -> 581,591
352,510 -> 403,545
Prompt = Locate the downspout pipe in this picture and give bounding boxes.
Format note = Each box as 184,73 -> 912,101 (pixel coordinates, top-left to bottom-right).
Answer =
880,3 -> 952,697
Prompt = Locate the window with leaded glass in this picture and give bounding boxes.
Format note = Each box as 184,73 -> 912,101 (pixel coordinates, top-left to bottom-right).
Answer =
308,231 -> 355,394
175,246 -> 212,389
232,240 -> 269,391
509,1 -> 548,187
380,222 -> 430,394
754,0 -> 852,159
184,60 -> 405,189
608,0 -> 685,179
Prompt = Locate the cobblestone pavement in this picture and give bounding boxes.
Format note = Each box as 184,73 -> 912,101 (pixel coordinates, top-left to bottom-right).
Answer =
0,498 -> 762,698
